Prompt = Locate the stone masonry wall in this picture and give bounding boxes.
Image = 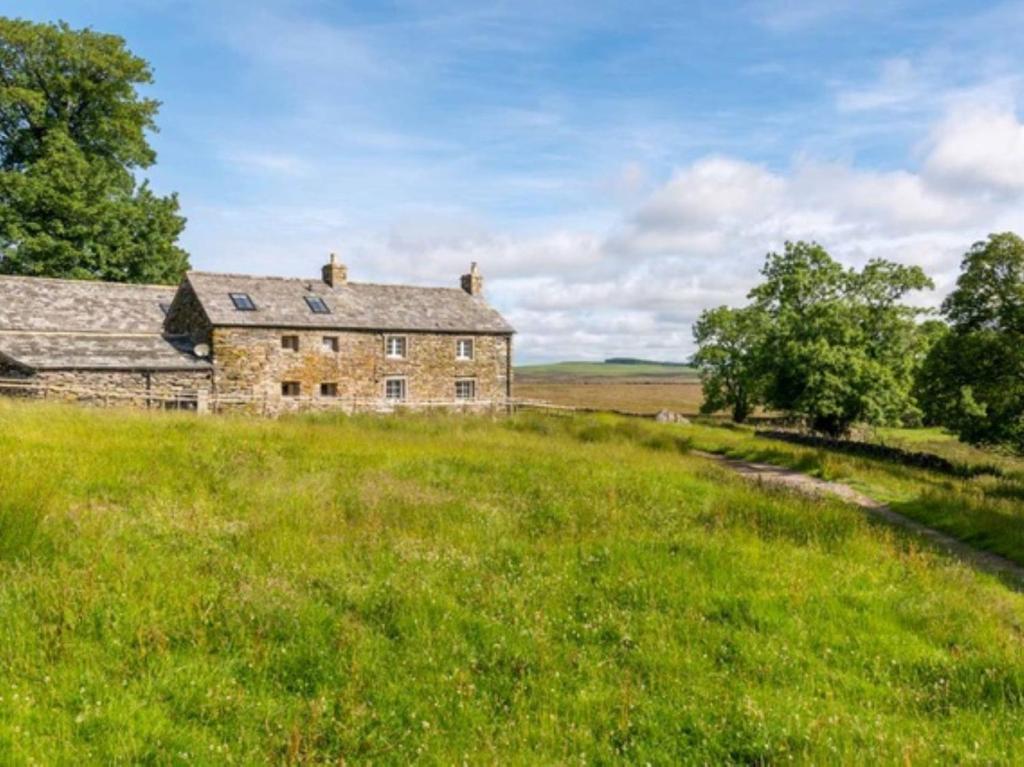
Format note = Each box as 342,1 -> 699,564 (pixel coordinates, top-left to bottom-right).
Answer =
164,281 -> 212,345
211,327 -> 511,413
0,368 -> 213,408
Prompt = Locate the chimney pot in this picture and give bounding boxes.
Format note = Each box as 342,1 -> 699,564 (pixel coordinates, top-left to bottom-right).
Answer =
323,253 -> 347,287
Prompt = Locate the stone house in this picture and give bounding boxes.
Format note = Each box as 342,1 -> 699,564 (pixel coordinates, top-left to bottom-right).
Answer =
0,259 -> 514,413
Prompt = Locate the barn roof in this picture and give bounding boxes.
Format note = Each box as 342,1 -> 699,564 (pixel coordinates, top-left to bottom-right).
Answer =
0,275 -> 207,372
0,333 -> 211,371
0,274 -> 173,333
185,271 -> 515,334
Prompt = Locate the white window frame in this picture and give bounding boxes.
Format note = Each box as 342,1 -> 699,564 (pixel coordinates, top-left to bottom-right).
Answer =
322,336 -> 339,353
385,335 -> 407,359
456,338 -> 474,361
384,377 -> 407,402
455,379 -> 476,401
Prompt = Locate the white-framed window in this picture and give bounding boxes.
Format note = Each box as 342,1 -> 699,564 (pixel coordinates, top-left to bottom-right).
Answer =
320,382 -> 338,398
455,379 -> 476,401
281,381 -> 301,397
384,377 -> 407,401
385,335 -> 407,359
282,335 -> 300,351
322,336 -> 339,353
456,338 -> 474,360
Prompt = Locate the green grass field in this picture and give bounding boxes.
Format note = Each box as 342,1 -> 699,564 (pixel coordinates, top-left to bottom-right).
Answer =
2,400 -> 1024,763
667,419 -> 1024,567
515,360 -> 699,379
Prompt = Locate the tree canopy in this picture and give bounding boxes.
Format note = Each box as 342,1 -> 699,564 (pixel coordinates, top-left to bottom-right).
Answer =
693,241 -> 934,436
0,17 -> 188,283
692,305 -> 766,423
917,233 -> 1024,453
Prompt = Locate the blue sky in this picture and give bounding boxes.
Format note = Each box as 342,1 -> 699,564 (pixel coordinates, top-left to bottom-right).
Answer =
12,0 -> 1024,361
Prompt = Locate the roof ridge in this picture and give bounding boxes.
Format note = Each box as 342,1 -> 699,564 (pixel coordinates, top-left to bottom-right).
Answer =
0,274 -> 174,290
187,270 -> 465,293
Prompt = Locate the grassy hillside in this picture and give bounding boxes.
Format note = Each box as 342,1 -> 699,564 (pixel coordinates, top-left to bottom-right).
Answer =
673,420 -> 1024,567
515,361 -> 699,379
2,401 -> 1024,763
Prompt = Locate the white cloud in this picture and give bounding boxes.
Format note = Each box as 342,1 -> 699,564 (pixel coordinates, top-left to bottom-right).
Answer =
632,157 -> 785,233
923,107 -> 1024,193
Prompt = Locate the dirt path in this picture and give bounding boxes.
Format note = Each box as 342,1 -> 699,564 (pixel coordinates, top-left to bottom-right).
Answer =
694,450 -> 1024,586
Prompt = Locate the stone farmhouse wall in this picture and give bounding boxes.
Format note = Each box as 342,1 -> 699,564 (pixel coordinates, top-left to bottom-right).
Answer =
211,327 -> 512,412
0,365 -> 213,408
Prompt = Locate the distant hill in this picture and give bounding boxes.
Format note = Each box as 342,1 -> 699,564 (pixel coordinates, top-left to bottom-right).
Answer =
604,357 -> 692,367
515,360 -> 699,380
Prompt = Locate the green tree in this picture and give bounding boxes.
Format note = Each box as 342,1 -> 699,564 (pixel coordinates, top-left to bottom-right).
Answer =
692,305 -> 766,423
0,17 -> 188,283
917,233 -> 1024,453
749,241 -> 932,436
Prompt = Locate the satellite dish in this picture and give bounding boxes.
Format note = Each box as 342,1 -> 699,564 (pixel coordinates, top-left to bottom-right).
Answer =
194,343 -> 210,359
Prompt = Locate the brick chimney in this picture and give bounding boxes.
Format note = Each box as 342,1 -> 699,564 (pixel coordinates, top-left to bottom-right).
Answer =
322,253 -> 347,287
460,262 -> 483,296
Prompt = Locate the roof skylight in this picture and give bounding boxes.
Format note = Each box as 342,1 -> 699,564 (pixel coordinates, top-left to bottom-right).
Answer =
305,295 -> 331,314
229,292 -> 256,311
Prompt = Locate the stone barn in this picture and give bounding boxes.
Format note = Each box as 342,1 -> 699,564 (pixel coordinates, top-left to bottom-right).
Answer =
0,259 -> 514,413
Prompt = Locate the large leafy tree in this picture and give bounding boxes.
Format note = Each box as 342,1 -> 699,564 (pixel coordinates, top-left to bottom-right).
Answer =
917,233 -> 1024,453
752,242 -> 933,436
0,17 -> 188,283
692,305 -> 766,423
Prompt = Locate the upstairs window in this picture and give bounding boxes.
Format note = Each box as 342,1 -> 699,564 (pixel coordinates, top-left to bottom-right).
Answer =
282,335 -> 300,351
281,381 -> 301,397
230,293 -> 256,311
384,377 -> 407,401
320,382 -> 338,398
305,295 -> 331,314
456,338 -> 474,360
385,335 -> 407,359
455,379 -> 476,401
322,336 -> 339,353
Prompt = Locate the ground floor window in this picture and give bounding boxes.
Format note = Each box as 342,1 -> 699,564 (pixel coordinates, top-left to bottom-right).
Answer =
281,381 -> 301,397
320,382 -> 338,397
384,377 -> 406,401
455,379 -> 476,400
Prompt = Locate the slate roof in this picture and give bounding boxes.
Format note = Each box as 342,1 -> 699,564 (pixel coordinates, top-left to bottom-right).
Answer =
0,333 -> 211,371
0,275 -> 208,371
0,275 -> 173,333
186,271 -> 515,334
